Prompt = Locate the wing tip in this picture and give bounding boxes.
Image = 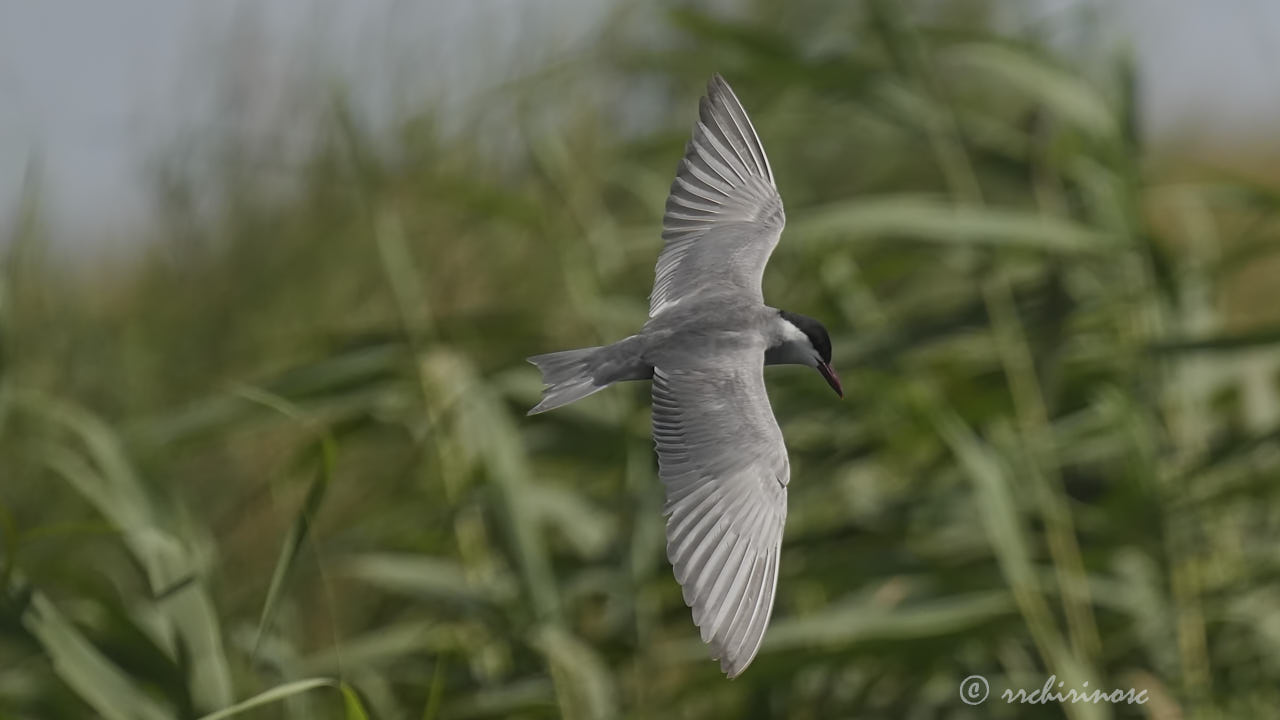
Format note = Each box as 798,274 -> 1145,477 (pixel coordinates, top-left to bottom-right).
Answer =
706,72 -> 743,107
697,72 -> 776,187
715,635 -> 766,679
721,658 -> 750,679
705,73 -> 733,109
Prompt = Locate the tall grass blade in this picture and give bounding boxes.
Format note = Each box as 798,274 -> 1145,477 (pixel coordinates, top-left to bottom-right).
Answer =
530,625 -> 618,720
231,386 -> 339,659
341,553 -> 517,605
19,392 -> 234,710
763,590 -> 1015,649
941,42 -> 1117,138
930,407 -> 1104,720
195,678 -> 369,720
420,349 -> 561,623
22,590 -> 174,720
792,196 -> 1115,253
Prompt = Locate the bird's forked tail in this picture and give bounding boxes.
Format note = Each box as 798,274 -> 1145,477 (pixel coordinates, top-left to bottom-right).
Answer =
526,346 -> 607,415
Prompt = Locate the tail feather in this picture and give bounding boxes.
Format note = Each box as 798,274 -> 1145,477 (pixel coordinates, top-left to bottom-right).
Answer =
527,346 -> 607,415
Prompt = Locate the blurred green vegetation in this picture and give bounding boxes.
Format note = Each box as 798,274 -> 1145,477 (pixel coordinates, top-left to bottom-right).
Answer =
4,1 -> 1280,718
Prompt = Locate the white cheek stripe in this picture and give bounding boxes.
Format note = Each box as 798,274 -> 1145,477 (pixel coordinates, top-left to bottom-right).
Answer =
779,319 -> 808,345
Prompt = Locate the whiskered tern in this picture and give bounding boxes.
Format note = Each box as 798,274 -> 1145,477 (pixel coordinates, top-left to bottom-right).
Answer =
528,74 -> 840,677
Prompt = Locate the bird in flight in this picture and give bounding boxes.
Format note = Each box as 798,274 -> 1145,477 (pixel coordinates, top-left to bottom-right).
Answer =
528,74 -> 841,677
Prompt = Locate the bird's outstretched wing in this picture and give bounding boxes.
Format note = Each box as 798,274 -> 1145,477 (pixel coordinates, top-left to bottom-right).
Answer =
650,74 -> 785,318
651,354 -> 789,677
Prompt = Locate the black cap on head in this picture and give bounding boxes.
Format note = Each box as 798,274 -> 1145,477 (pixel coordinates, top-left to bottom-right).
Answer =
778,310 -> 832,363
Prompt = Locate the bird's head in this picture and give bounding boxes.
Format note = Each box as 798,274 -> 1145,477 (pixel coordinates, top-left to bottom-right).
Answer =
769,310 -> 842,398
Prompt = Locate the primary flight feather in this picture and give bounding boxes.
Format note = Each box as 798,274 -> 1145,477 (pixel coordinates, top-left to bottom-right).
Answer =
528,74 -> 840,677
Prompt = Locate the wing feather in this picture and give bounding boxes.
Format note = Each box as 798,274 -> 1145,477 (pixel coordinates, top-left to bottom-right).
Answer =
650,74 -> 785,318
652,361 -> 789,677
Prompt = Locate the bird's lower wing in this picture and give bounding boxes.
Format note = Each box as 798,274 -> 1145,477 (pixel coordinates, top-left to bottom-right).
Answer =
651,359 -> 789,677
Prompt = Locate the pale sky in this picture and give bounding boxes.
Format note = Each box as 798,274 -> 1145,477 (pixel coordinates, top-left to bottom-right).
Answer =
0,0 -> 612,248
3,1 -> 1280,250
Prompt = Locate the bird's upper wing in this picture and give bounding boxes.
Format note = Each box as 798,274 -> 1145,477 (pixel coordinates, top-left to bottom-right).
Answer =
651,352 -> 789,677
649,74 -> 785,318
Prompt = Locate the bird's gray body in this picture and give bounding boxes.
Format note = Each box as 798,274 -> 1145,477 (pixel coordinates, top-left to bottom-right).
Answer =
528,74 -> 839,677
577,299 -> 787,381
645,297 -> 787,366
